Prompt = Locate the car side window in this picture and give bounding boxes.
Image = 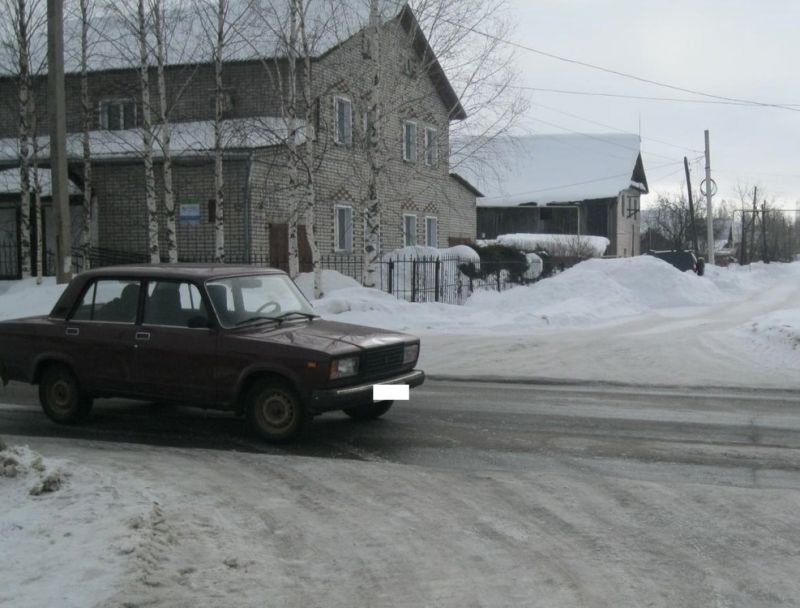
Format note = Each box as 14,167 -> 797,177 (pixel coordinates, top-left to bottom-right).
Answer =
71,280 -> 141,323
144,281 -> 208,328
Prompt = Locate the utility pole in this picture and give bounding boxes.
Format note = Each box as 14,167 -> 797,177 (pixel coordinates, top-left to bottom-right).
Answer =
704,130 -> 715,265
47,0 -> 72,283
684,156 -> 699,253
761,201 -> 769,263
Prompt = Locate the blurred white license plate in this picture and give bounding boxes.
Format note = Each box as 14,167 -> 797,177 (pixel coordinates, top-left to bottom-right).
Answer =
373,384 -> 409,401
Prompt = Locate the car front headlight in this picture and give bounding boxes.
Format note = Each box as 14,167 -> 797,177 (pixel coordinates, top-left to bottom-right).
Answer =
330,356 -> 359,380
403,343 -> 419,365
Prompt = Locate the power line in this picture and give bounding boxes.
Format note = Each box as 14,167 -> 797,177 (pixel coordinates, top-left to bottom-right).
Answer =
508,85 -> 800,108
529,100 -> 702,155
445,19 -> 800,113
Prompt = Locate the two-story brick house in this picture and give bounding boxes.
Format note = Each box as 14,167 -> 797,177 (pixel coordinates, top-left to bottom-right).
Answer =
0,3 -> 477,276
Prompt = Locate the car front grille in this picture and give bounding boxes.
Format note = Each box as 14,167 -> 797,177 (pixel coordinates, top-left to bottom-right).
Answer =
361,344 -> 405,379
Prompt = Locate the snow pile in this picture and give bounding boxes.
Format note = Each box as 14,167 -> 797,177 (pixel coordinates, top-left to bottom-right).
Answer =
294,269 -> 361,300
740,309 -> 800,350
0,440 -> 163,608
1,442 -> 68,496
480,233 -> 611,257
381,245 -> 480,263
0,277 -> 66,321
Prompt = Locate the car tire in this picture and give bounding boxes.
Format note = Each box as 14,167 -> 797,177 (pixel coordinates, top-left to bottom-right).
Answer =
246,380 -> 307,443
38,364 -> 93,424
344,400 -> 394,421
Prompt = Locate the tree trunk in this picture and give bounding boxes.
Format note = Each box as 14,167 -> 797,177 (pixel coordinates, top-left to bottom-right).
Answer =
298,0 -> 320,296
16,0 -> 33,278
213,0 -> 225,263
137,0 -> 160,264
153,0 -> 177,263
362,0 -> 383,288
80,0 -> 92,270
284,0 -> 300,278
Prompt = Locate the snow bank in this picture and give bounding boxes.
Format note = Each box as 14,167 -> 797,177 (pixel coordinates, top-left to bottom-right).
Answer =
0,440 -> 162,608
482,233 -> 611,257
0,277 -> 66,321
740,309 -> 800,350
294,269 -> 361,300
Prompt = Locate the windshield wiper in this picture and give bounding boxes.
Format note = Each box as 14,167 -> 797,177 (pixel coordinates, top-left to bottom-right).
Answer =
273,311 -> 319,322
234,315 -> 280,327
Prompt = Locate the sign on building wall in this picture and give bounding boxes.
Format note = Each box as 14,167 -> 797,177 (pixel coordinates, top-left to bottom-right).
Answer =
179,201 -> 201,226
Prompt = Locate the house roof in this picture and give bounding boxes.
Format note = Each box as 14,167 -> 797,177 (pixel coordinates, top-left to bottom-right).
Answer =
0,117 -> 301,165
456,133 -> 649,207
0,0 -> 407,76
0,168 -> 82,196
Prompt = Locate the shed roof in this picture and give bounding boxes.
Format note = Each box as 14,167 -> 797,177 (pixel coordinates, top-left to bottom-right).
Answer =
456,133 -> 649,208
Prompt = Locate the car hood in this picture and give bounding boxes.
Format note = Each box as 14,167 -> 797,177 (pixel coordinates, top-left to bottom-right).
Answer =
232,319 -> 411,354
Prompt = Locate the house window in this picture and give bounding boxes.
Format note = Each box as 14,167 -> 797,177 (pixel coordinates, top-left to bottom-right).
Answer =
403,213 -> 417,247
334,205 -> 354,252
425,216 -> 438,247
402,121 -> 417,162
99,99 -> 136,130
424,127 -> 438,167
334,96 -> 352,146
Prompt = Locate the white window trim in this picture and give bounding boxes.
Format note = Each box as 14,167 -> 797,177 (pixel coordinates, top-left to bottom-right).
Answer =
98,98 -> 137,131
403,213 -> 417,247
424,127 -> 438,168
402,121 -> 417,162
424,216 -> 438,247
334,204 -> 354,253
333,96 -> 353,146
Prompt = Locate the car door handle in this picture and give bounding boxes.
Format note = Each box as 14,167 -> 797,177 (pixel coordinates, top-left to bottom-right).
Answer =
135,332 -> 151,341
65,327 -> 79,337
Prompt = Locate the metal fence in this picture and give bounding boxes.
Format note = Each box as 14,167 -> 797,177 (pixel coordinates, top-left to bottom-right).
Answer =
5,247 -> 536,305
0,241 -> 18,279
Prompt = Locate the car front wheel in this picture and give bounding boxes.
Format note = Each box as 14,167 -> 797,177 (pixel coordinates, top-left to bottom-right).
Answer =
39,364 -> 93,424
344,400 -> 393,420
246,380 -> 307,443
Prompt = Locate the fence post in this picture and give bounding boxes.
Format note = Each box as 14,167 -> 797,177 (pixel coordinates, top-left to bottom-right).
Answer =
434,258 -> 440,303
387,260 -> 394,294
411,259 -> 417,302
496,269 -> 501,292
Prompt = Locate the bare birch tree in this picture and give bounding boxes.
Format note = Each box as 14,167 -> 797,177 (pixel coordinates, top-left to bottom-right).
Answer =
151,0 -> 176,262
0,0 -> 45,278
212,0 -> 226,262
297,0 -> 321,297
135,0 -> 160,263
361,0 -> 383,287
78,0 -> 93,268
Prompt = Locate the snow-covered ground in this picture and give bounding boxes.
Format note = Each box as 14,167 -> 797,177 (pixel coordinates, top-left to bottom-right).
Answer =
300,258 -> 800,389
3,257 -> 800,388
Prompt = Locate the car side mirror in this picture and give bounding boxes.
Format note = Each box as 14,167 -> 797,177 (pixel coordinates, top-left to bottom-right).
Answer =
187,315 -> 211,329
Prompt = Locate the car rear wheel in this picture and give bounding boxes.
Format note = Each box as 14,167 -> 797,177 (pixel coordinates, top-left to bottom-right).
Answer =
246,380 -> 307,443
38,364 -> 93,424
344,400 -> 393,421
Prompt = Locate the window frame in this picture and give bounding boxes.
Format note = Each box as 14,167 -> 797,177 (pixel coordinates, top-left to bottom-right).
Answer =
402,121 -> 417,163
68,278 -> 142,324
334,204 -> 354,253
333,96 -> 353,146
424,127 -> 438,168
424,216 -> 438,247
98,98 -> 137,131
142,279 -> 211,329
403,213 -> 417,247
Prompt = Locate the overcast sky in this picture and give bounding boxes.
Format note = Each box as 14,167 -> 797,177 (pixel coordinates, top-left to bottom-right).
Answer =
503,0 -> 800,210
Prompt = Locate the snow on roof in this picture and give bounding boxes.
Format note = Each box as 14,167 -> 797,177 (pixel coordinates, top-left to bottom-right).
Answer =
455,133 -> 648,207
0,168 -> 82,196
0,0 -> 406,76
0,116 -> 302,163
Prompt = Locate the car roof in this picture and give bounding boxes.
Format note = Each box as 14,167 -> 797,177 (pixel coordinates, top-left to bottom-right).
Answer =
78,264 -> 287,282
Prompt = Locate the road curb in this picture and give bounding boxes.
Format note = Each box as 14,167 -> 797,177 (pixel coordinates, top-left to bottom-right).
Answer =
425,374 -> 800,395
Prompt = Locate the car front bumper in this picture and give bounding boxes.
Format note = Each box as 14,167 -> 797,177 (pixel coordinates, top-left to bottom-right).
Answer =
310,369 -> 425,413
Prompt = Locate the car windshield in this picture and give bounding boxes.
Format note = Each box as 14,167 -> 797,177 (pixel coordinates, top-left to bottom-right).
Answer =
206,274 -> 317,329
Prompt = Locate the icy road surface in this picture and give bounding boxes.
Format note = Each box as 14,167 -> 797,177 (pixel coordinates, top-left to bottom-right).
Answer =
3,380 -> 800,607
